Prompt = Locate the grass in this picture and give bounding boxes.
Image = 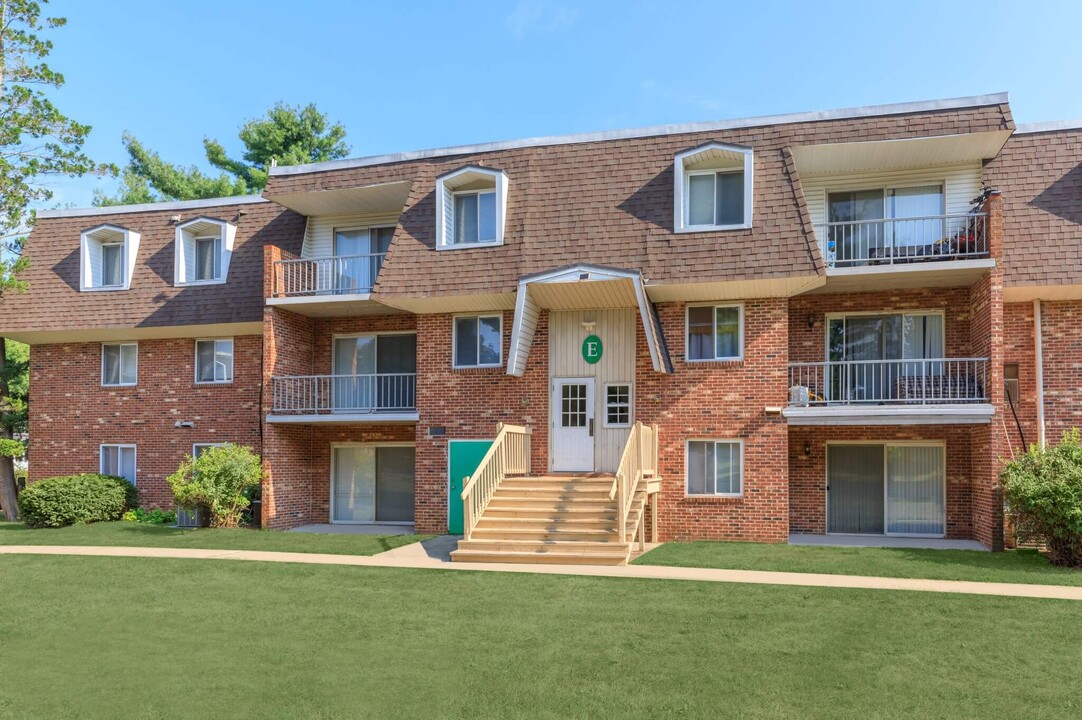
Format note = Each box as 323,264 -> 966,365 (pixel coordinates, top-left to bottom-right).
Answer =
0,521 -> 428,556
0,555 -> 1079,719
634,541 -> 1082,586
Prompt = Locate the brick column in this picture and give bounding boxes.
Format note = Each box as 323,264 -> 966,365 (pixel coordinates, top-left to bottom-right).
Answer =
969,191 -> 1005,550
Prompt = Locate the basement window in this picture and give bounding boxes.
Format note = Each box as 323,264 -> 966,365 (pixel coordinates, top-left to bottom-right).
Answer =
100,444 -> 137,485
686,440 -> 743,497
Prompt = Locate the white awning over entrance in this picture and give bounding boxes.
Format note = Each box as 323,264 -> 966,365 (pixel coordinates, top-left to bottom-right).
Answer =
507,264 -> 672,376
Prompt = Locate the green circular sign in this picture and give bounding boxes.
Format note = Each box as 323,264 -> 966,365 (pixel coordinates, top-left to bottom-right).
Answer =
582,334 -> 603,364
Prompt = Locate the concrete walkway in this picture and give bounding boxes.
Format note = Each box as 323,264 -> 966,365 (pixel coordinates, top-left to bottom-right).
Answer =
2,542 -> 1080,601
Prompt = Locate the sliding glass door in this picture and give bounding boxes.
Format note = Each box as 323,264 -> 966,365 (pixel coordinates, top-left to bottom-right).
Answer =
332,445 -> 415,524
332,334 -> 416,412
827,185 -> 944,264
827,443 -> 945,537
827,313 -> 944,402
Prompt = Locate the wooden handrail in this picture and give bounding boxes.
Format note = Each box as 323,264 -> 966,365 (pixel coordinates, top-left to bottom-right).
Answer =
460,423 -> 531,540
610,421 -> 660,551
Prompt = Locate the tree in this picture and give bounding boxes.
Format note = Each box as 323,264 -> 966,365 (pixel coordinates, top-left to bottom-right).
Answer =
94,102 -> 350,205
0,0 -> 115,519
167,444 -> 263,528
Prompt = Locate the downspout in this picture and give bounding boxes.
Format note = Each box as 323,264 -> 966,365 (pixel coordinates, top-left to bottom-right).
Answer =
1034,299 -> 1046,448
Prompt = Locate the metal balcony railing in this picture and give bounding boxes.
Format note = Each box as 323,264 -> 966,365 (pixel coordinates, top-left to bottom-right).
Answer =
817,213 -> 988,268
272,253 -> 386,297
271,374 -> 416,415
788,358 -> 990,406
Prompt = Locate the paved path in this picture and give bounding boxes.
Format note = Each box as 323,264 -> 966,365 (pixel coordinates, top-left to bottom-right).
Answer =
3,542 -> 1080,600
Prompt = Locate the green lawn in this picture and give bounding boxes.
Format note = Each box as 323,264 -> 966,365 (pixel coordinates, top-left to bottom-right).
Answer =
0,521 -> 428,556
0,555 -> 1078,719
635,541 -> 1082,586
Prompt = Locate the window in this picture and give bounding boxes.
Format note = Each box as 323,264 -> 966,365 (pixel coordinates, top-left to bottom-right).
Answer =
80,225 -> 140,291
100,444 -> 137,485
687,440 -> 742,496
174,217 -> 235,285
604,384 -> 631,428
674,143 -> 754,232
688,171 -> 745,227
687,305 -> 743,361
195,339 -> 233,383
453,315 -> 502,368
101,343 -> 137,386
195,236 -> 222,281
436,166 -> 508,248
454,192 -> 497,244
193,443 -> 226,460
332,226 -> 393,293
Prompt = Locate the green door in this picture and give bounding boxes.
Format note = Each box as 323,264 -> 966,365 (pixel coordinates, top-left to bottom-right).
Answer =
447,440 -> 493,534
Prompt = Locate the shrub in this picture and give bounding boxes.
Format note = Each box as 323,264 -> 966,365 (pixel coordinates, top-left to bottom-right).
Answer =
18,474 -> 137,529
167,444 -> 263,528
1001,429 -> 1082,566
122,507 -> 178,525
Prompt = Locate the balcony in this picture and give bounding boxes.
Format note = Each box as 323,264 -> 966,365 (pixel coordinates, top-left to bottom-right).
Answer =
267,254 -> 401,317
267,373 -> 418,424
818,213 -> 988,269
784,358 -> 994,425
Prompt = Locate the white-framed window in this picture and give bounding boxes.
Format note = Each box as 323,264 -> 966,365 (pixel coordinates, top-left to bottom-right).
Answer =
193,442 -> 226,460
80,224 -> 140,292
674,142 -> 754,232
195,338 -> 233,384
436,166 -> 509,249
100,444 -> 137,485
174,217 -> 235,286
686,304 -> 743,361
101,343 -> 138,386
686,440 -> 742,497
453,315 -> 502,368
604,383 -> 632,428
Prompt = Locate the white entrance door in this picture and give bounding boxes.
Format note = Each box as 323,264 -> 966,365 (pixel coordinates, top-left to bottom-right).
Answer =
551,378 -> 595,472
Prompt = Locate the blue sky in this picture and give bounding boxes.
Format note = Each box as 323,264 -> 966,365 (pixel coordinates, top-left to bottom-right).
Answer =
41,0 -> 1082,209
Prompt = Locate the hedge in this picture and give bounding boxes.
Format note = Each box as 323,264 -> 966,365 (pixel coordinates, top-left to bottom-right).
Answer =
17,474 -> 138,529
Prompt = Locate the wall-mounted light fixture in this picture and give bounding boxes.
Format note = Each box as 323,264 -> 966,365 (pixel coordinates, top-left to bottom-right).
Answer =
807,314 -> 816,329
803,442 -> 811,456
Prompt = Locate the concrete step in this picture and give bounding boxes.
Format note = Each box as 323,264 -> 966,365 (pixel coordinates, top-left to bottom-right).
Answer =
449,549 -> 629,565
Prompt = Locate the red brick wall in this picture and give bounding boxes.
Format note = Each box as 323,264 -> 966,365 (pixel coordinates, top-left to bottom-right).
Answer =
29,335 -> 262,508
637,299 -> 789,543
1037,300 -> 1082,440
788,426 -> 973,539
1003,301 -> 1038,454
413,310 -> 548,534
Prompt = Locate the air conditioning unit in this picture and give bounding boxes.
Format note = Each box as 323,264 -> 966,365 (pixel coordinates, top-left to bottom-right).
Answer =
789,385 -> 810,407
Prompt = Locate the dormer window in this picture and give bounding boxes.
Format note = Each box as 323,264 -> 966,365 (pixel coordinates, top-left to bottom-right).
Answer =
174,217 -> 235,286
436,166 -> 508,249
80,224 -> 140,292
674,142 -> 754,233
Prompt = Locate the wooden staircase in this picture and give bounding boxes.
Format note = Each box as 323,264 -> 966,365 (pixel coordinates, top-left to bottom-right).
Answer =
450,475 -> 638,565
451,421 -> 660,566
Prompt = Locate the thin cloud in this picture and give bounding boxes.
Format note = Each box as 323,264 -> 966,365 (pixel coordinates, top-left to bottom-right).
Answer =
504,1 -> 579,39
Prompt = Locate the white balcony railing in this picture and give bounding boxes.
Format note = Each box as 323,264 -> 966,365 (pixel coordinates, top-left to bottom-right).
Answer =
272,374 -> 416,415
818,213 -> 988,269
788,358 -> 989,406
272,254 -> 386,297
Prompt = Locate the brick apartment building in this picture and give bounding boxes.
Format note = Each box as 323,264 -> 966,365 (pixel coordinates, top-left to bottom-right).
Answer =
2,93 -> 1079,563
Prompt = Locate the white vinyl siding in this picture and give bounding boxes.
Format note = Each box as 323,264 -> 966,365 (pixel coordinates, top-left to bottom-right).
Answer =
195,339 -> 234,384
101,343 -> 138,386
802,163 -> 982,232
686,440 -> 743,496
300,212 -> 401,258
81,225 -> 139,292
173,218 -> 235,286
100,444 -> 137,485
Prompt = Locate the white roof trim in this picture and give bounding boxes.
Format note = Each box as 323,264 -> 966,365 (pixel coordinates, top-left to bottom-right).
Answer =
37,194 -> 266,219
270,93 -> 1010,177
1015,119 -> 1082,134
